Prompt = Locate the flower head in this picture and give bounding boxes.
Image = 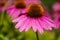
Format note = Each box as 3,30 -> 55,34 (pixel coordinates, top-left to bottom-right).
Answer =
26,4 -> 44,18
7,0 -> 27,19
12,0 -> 56,34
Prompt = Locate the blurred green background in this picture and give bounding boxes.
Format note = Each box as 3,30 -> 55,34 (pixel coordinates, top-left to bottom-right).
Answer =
0,0 -> 60,40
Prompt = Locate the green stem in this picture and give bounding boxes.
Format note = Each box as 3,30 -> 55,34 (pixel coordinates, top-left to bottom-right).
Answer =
54,30 -> 59,40
0,12 -> 4,25
36,32 -> 39,40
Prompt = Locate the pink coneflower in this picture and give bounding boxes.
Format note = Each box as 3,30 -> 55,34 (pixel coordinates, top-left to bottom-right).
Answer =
53,1 -> 60,29
0,2 -> 5,12
13,3 -> 56,34
7,0 -> 27,19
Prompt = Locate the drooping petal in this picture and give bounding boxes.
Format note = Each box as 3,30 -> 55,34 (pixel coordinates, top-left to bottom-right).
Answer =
12,15 -> 25,23
15,16 -> 27,28
43,16 -> 54,23
40,18 -> 52,30
11,9 -> 20,18
9,8 -> 15,16
42,17 -> 56,27
19,18 -> 30,32
38,18 -> 52,30
25,19 -> 32,31
36,19 -> 44,34
7,5 -> 15,10
31,19 -> 37,32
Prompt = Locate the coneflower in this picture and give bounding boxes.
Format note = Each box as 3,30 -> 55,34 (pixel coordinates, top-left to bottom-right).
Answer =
13,0 -> 56,34
7,0 -> 27,19
0,2 -> 5,12
53,0 -> 60,28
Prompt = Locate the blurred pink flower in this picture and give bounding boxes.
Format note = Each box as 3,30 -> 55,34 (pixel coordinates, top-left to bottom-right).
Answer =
0,2 -> 5,12
52,2 -> 60,29
7,0 -> 27,19
12,0 -> 56,34
53,12 -> 60,29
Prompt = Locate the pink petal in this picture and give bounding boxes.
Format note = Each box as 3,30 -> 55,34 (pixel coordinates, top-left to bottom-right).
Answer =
19,18 -> 30,32
25,19 -> 32,31
12,15 -> 25,23
40,18 -> 52,30
9,9 -> 15,16
31,19 -> 37,32
44,16 -> 54,23
11,10 -> 20,18
55,21 -> 60,29
15,16 -> 27,28
7,5 -> 15,10
7,9 -> 12,14
36,19 -> 44,34
54,18 -> 60,29
38,19 -> 50,30
21,9 -> 26,13
42,17 -> 56,27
